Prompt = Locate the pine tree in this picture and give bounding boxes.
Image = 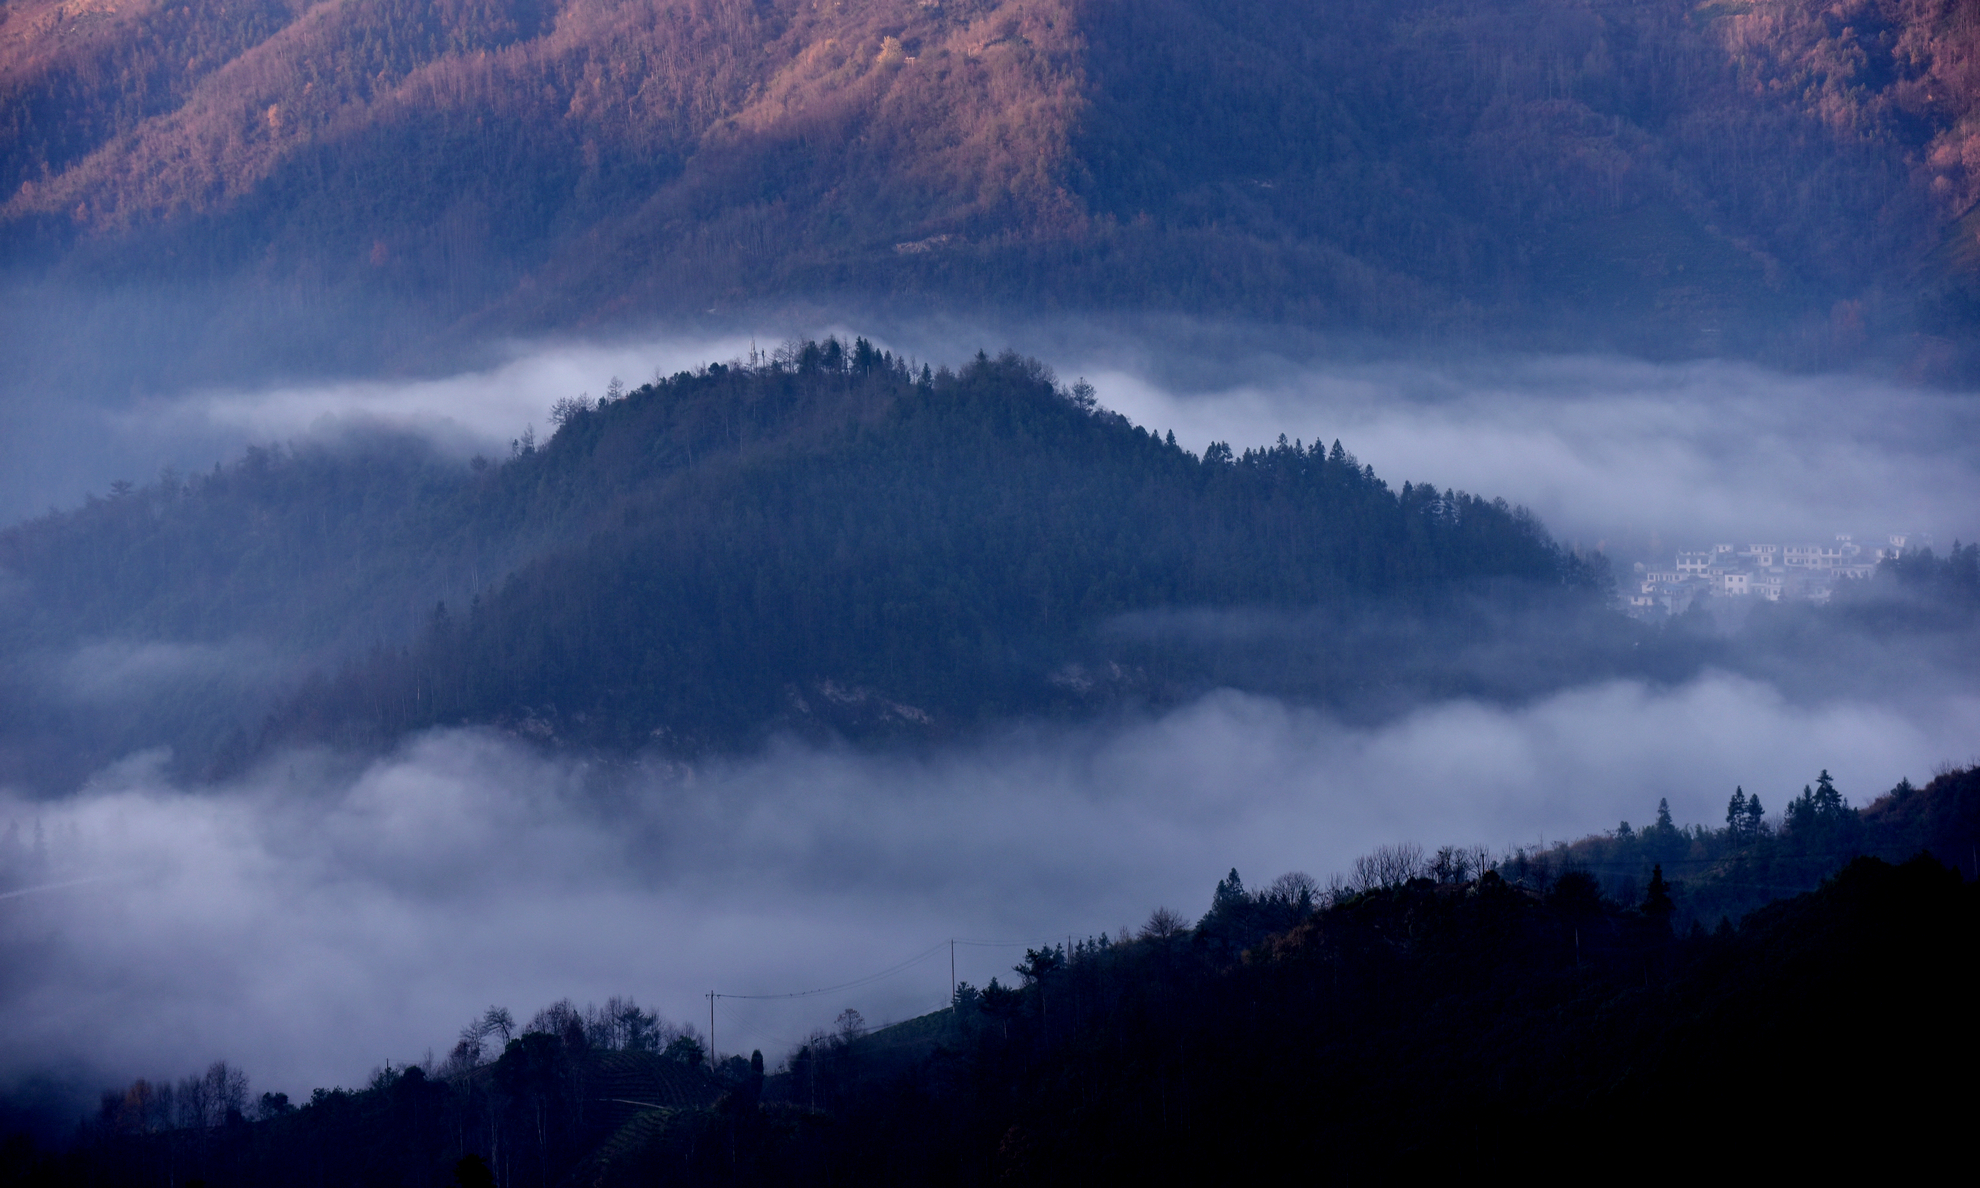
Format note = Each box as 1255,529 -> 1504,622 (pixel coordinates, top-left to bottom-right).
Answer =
1813,770 -> 1844,815
1212,868 -> 1247,910
1643,863 -> 1674,920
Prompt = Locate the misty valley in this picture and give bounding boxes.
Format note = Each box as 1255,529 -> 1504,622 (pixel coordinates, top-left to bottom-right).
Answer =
7,344 -> 1978,789
25,792 -> 1980,1184
2,340 -> 1977,1184
7,343 -> 1628,785
6,0 -> 1980,1178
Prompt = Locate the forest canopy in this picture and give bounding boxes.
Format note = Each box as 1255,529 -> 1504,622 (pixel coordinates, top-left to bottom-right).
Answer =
5,337 -> 1974,790
258,341 -> 1609,758
7,0 -> 1980,367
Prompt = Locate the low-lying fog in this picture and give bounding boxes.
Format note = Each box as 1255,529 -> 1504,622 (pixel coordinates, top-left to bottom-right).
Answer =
3,316 -> 1978,1108
1085,355 -> 1980,554
5,676 -> 1977,1099
5,320 -> 1979,552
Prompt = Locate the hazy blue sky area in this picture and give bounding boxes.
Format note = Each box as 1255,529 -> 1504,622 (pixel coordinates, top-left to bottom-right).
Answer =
3,318 -> 1978,1099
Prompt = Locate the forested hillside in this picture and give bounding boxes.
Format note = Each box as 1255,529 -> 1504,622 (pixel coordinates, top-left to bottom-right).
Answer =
257,343 -> 1616,759
6,339 -> 1975,790
7,765 -> 1973,1183
0,431 -> 525,787
0,340 -> 1611,786
6,0 -> 1980,361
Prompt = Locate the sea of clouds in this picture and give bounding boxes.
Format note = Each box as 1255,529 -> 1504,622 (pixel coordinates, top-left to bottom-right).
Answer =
4,316 -> 1978,1105
5,674 -> 1976,1099
8,319 -> 1980,553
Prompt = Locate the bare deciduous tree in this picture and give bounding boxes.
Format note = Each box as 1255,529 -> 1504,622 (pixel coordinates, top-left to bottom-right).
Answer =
175,1061 -> 248,1130
483,1006 -> 515,1043
549,394 -> 593,428
1266,871 -> 1320,910
1430,846 -> 1471,884
1352,842 -> 1425,892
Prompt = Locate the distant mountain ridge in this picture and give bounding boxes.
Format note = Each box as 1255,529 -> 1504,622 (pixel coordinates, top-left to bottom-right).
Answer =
6,0 -> 1980,360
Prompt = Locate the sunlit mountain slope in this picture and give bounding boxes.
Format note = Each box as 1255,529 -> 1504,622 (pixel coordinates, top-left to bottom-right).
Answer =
5,0 -> 1980,355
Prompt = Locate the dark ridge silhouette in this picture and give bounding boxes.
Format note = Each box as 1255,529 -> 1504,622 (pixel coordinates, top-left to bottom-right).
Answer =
6,763 -> 1972,1182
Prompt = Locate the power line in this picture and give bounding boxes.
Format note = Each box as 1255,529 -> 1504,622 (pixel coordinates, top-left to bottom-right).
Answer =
703,928 -> 1100,1059
0,875 -> 117,901
706,932 -> 1083,1049
713,941 -> 948,1001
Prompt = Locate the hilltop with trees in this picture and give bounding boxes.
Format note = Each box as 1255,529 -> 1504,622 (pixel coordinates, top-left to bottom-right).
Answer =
5,338 -> 1975,790
0,340 -> 1616,787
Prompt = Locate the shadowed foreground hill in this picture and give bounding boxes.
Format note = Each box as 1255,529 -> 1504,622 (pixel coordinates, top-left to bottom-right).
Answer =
8,0 -> 1980,361
8,766 -> 1973,1183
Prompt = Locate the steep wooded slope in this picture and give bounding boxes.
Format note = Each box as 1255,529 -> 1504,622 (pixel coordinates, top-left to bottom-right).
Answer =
6,0 -> 1980,355
0,341 -> 1612,787
262,345 -> 1610,756
5,339 -> 1974,791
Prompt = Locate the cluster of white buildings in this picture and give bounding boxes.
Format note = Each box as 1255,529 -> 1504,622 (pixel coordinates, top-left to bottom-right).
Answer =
1626,533 -> 1930,617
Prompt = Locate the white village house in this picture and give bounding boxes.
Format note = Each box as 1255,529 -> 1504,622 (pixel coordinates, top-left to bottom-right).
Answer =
1627,531 -> 1926,618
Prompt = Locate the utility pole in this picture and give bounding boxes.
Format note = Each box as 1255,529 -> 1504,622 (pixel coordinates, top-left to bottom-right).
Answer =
708,992 -> 715,1064
949,940 -> 956,1012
